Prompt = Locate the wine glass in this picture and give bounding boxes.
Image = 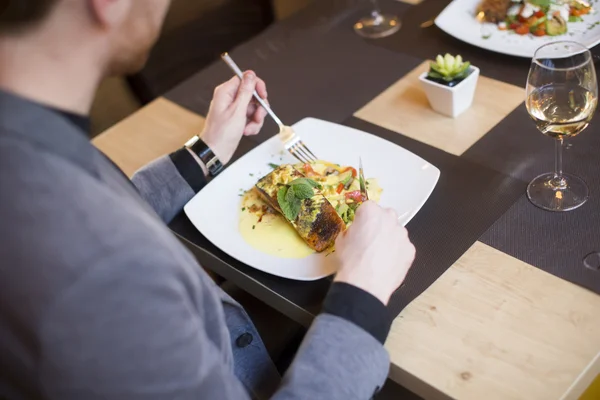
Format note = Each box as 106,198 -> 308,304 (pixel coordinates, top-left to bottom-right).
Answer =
525,41 -> 598,211
354,0 -> 401,39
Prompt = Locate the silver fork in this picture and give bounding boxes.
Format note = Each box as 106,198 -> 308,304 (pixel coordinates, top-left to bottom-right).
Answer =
220,52 -> 318,164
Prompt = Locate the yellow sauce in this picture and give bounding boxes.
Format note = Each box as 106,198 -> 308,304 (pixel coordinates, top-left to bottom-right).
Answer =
239,189 -> 315,259
367,179 -> 383,202
238,162 -> 383,259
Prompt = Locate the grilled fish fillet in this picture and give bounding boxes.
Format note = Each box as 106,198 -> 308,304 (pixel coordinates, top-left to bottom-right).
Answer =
255,165 -> 345,252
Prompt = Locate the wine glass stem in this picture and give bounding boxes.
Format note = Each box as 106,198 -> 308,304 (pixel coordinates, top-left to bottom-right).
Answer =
371,0 -> 382,16
553,138 -> 567,188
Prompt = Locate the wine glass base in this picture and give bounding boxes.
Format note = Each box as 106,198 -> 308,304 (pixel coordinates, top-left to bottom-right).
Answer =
354,14 -> 401,39
527,172 -> 589,212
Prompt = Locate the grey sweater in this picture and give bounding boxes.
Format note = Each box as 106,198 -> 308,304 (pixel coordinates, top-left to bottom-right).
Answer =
0,90 -> 390,399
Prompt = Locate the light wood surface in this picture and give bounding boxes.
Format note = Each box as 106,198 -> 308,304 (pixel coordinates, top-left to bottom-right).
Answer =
95,97 -> 600,400
386,242 -> 600,400
355,61 -> 525,156
93,98 -> 205,176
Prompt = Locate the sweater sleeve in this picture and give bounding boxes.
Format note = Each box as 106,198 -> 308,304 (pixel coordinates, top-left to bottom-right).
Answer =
130,148 -> 207,223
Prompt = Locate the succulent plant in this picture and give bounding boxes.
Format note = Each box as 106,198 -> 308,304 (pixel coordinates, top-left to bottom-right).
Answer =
428,54 -> 471,83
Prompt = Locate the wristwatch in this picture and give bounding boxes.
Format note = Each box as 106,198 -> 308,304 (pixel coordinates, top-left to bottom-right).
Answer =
184,135 -> 224,177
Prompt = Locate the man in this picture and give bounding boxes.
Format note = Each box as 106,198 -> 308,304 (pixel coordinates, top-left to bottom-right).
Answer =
0,1 -> 416,399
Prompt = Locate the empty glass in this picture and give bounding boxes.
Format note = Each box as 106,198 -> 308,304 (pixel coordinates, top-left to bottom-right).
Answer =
354,0 -> 401,39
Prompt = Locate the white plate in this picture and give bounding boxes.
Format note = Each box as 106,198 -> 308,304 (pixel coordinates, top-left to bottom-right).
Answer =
184,118 -> 440,281
435,0 -> 600,58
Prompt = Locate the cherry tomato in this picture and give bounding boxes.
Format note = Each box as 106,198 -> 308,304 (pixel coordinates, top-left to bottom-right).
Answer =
336,183 -> 344,194
345,190 -> 365,203
518,15 -> 527,23
515,25 -> 530,35
509,23 -> 521,30
303,163 -> 315,175
534,10 -> 545,18
533,27 -> 546,36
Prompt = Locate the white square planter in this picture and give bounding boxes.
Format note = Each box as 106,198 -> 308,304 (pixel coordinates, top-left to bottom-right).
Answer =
418,66 -> 480,118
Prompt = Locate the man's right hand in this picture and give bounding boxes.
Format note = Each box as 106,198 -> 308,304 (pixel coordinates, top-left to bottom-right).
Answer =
333,201 -> 416,305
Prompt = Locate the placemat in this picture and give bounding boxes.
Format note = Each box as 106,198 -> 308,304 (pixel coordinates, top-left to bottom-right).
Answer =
355,61 -> 524,156
463,107 -> 600,295
164,0 -> 413,144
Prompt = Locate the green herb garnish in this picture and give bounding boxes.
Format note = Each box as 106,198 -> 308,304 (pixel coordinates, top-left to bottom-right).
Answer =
289,178 -> 321,189
291,184 -> 315,199
278,187 -> 301,221
285,185 -> 297,203
276,178 -> 320,221
268,163 -> 279,169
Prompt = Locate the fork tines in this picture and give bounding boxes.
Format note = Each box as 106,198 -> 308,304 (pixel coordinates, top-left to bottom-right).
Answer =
287,141 -> 317,164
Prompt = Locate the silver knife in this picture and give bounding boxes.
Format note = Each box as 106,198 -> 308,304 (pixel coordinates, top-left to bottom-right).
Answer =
359,157 -> 369,201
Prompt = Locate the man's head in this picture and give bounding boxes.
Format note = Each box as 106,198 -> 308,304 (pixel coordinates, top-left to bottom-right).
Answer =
0,0 -> 172,75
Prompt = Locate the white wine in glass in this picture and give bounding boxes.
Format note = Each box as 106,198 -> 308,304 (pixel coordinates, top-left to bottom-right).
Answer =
354,0 -> 401,39
525,41 -> 598,211
528,85 -> 596,139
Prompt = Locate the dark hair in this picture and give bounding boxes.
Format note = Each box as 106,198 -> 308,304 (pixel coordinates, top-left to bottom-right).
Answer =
0,0 -> 58,32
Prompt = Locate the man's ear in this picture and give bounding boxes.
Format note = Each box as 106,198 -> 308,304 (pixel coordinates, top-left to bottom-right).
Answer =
88,0 -> 130,28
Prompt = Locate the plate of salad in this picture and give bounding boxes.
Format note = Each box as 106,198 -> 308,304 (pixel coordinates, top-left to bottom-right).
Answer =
435,0 -> 600,58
